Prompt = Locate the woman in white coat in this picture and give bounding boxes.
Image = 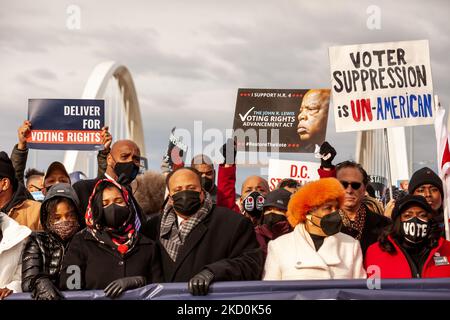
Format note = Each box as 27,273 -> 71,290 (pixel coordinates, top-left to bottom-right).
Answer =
263,178 -> 366,280
0,212 -> 31,299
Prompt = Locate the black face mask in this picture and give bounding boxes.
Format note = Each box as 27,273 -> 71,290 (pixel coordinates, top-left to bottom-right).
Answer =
242,191 -> 265,218
172,190 -> 202,216
201,176 -> 214,192
262,212 -> 287,228
114,161 -> 139,185
309,211 -> 343,236
401,217 -> 429,244
103,203 -> 130,229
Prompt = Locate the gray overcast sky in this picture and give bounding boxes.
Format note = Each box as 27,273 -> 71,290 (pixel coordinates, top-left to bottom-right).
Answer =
0,0 -> 448,186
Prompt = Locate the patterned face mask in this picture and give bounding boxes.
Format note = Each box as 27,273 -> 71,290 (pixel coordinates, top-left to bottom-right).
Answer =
48,219 -> 80,241
401,217 -> 429,244
242,191 -> 265,218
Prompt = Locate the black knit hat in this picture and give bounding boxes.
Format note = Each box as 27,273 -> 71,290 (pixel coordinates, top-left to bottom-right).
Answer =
408,167 -> 443,198
0,151 -> 18,191
391,194 -> 433,222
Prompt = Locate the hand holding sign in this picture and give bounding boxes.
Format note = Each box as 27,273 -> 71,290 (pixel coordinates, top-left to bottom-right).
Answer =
17,120 -> 32,150
315,141 -> 337,169
100,126 -> 112,151
220,138 -> 237,166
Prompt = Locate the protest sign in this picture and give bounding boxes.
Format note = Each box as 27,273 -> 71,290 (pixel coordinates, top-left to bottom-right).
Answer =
329,40 -> 434,132
232,88 -> 331,153
368,175 -> 387,201
27,99 -> 105,150
162,127 -> 188,171
268,159 -> 321,191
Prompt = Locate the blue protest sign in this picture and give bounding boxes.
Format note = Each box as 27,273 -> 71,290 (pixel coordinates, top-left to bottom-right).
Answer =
27,99 -> 105,150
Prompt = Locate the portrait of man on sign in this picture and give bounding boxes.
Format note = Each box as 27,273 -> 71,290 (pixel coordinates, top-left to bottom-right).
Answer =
297,89 -> 331,153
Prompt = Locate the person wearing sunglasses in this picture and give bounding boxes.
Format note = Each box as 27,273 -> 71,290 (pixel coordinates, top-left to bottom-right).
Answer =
335,161 -> 391,255
365,195 -> 450,279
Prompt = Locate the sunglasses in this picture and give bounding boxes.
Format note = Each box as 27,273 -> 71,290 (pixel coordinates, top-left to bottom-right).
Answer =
340,181 -> 362,190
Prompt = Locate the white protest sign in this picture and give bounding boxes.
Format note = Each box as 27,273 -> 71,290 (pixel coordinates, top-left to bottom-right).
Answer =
268,159 -> 321,191
329,40 -> 434,132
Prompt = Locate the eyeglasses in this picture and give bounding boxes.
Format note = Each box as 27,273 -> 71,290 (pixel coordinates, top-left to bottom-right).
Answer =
340,181 -> 362,190
29,184 -> 43,191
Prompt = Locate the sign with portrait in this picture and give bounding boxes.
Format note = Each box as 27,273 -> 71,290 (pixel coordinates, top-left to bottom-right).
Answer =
232,88 -> 331,153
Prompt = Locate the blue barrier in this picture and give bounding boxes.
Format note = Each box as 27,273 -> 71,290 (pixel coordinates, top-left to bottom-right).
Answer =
6,278 -> 450,300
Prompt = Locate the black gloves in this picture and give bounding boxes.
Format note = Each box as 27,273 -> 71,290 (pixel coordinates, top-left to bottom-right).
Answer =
319,141 -> 337,169
32,277 -> 64,300
220,138 -> 237,165
104,276 -> 146,298
188,269 -> 215,296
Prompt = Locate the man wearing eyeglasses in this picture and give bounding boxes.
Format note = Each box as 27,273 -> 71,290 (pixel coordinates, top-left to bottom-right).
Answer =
297,89 -> 330,153
336,161 -> 391,255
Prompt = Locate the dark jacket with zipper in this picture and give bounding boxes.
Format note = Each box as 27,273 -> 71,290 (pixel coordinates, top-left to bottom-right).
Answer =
59,228 -> 162,290
21,184 -> 82,292
21,232 -> 69,291
144,205 -> 264,283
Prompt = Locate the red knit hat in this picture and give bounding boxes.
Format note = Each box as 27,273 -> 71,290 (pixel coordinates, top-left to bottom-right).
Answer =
287,178 -> 345,227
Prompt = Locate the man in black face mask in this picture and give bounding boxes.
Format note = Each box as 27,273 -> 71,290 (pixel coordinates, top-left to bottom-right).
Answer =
191,154 -> 217,203
73,140 -> 145,231
145,167 -> 263,296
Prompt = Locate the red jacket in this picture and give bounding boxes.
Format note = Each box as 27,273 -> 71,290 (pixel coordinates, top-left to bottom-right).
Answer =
318,166 -> 336,178
216,164 -> 241,213
364,235 -> 450,278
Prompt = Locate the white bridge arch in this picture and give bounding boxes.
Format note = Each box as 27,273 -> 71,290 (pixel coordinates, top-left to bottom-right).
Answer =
63,61 -> 146,176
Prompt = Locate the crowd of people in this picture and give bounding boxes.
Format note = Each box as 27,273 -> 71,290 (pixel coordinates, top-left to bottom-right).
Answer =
1,120 -> 450,300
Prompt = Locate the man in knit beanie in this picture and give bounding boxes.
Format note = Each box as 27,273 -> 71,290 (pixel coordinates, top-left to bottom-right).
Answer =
408,167 -> 444,231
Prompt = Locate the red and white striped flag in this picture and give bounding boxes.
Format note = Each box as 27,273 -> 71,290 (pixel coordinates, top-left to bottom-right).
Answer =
434,95 -> 450,240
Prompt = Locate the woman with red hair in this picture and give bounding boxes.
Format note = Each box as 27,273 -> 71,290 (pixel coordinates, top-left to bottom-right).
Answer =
263,178 -> 366,280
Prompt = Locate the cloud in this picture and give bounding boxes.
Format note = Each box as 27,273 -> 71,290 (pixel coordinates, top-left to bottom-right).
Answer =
31,68 -> 58,80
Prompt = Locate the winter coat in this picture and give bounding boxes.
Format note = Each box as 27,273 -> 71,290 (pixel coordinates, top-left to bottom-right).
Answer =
21,184 -> 82,292
59,229 -> 162,290
263,223 -> 366,280
0,212 -> 31,292
2,182 -> 41,231
340,207 -> 391,256
365,235 -> 450,278
146,205 -> 263,282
